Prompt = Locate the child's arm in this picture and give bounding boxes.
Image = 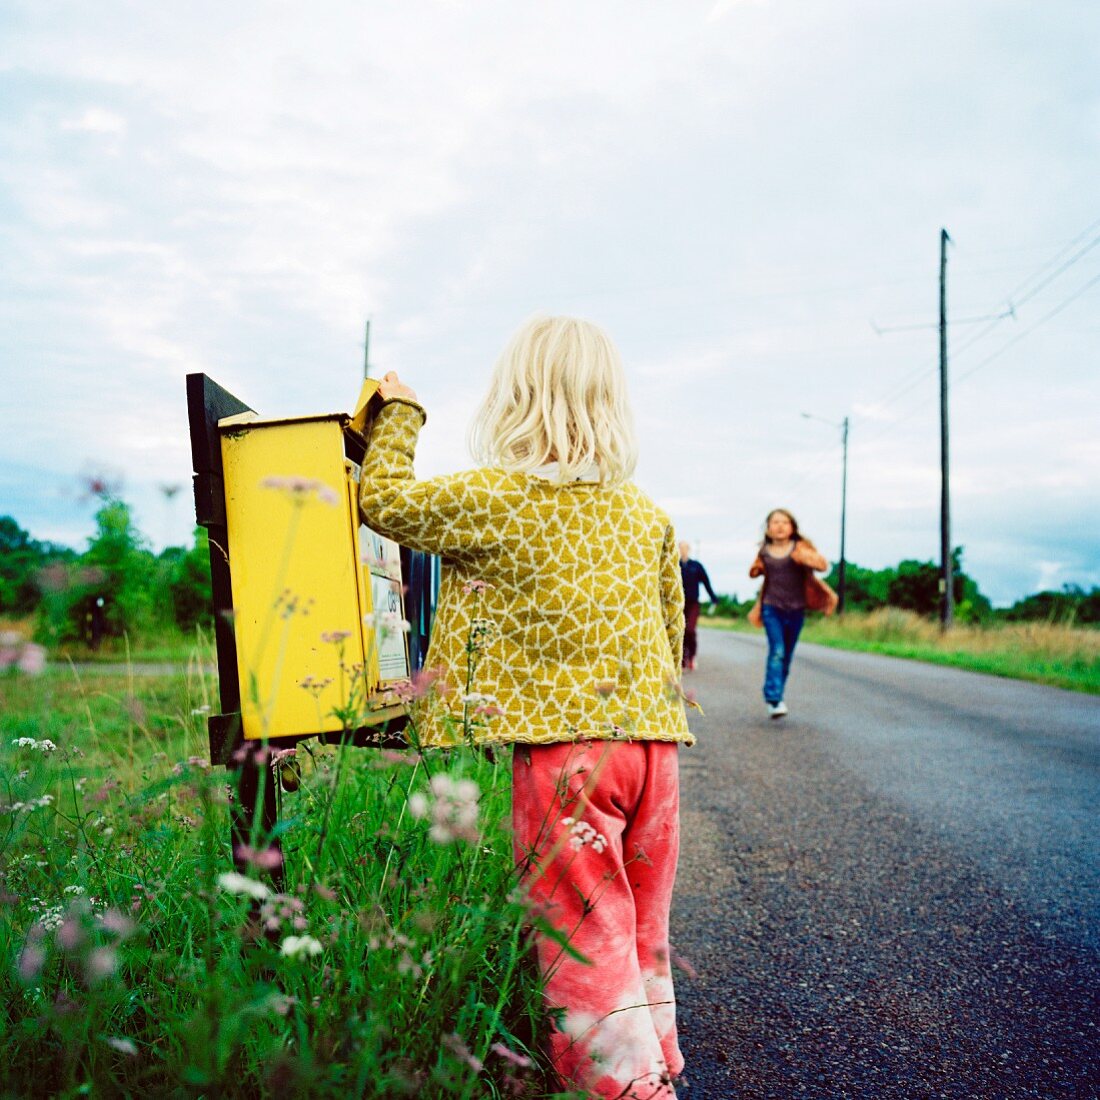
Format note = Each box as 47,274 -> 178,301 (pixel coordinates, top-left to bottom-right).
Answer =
748,555 -> 765,578
359,399 -> 498,558
700,563 -> 719,603
660,525 -> 685,671
792,539 -> 828,573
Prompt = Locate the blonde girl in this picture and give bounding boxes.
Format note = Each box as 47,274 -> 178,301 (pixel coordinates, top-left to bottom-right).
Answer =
360,315 -> 693,1099
748,508 -> 831,718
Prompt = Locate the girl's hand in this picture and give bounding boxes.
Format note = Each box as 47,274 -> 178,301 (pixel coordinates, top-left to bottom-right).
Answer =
378,370 -> 418,403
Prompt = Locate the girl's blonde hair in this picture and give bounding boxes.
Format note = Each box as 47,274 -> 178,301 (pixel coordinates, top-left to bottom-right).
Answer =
469,315 -> 638,485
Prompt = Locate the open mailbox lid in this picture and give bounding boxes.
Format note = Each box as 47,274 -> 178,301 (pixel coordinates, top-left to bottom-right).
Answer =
187,374 -> 428,760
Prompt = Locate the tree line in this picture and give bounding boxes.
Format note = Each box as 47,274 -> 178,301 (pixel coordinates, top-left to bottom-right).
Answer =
0,503 -> 211,648
1,503 -> 1098,648
712,550 -> 1099,625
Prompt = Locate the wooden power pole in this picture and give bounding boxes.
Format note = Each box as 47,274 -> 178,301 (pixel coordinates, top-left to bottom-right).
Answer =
939,229 -> 954,629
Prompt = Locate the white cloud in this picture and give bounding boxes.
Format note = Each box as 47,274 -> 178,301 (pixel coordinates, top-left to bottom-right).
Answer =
61,107 -> 126,135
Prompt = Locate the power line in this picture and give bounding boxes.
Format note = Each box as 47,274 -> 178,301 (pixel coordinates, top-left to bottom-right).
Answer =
850,268 -> 1100,454
953,270 -> 1100,386
855,217 -> 1100,423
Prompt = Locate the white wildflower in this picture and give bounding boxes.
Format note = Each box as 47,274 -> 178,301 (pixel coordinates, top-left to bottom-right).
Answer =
217,872 -> 271,900
280,934 -> 324,959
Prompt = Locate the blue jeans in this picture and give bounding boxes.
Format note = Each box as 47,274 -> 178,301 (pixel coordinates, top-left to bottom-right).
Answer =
761,604 -> 805,705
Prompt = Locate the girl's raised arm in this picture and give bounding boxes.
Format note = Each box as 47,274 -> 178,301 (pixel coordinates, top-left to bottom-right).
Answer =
359,399 -> 499,558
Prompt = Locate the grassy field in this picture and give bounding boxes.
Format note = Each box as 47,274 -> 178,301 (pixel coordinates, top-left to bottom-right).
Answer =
705,608 -> 1100,694
0,661 -> 580,1098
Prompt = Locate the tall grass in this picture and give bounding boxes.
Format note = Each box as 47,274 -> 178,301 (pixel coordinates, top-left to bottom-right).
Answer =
800,608 -> 1100,693
0,663 -> 579,1098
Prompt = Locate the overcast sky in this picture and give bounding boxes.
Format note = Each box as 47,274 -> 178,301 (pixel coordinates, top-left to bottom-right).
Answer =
1,0 -> 1097,606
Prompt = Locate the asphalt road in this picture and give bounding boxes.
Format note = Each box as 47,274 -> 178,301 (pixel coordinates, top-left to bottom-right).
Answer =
671,629 -> 1099,1100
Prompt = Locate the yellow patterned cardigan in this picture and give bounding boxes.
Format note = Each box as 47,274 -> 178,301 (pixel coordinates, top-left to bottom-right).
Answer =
358,399 -> 693,749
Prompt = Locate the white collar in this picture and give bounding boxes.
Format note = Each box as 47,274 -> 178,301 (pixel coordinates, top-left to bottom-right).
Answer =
528,461 -> 602,484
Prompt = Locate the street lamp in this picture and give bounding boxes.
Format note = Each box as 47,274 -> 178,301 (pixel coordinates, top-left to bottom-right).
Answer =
801,413 -> 849,614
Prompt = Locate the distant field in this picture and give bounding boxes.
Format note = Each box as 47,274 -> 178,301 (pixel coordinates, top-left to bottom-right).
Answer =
704,608 -> 1100,695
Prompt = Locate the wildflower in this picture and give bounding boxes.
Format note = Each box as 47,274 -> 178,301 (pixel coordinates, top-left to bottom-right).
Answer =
84,946 -> 118,983
268,993 -> 298,1016
366,609 -> 410,635
16,929 -> 46,984
56,916 -> 85,951
10,737 -> 56,752
299,675 -> 333,697
443,1032 -> 483,1073
280,935 -> 324,959
670,948 -> 699,980
566,818 -> 608,854
593,681 -> 617,699
190,705 -> 211,716
106,1037 -> 138,1056
16,643 -> 47,675
91,779 -> 120,803
461,692 -> 498,708
97,909 -> 136,938
217,872 -> 271,901
391,665 -> 450,702
469,616 -> 496,643
461,579 -> 493,595
260,475 -> 339,507
320,630 -> 352,644
234,844 -> 284,871
259,893 -> 306,933
490,1043 -> 534,1069
408,774 -> 481,844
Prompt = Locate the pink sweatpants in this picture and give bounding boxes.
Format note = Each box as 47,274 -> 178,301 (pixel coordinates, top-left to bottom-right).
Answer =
512,740 -> 683,1099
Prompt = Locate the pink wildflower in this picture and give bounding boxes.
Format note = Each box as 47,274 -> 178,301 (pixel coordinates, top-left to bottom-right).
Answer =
670,948 -> 699,980
56,916 -> 84,951
490,1042 -> 533,1069
320,630 -> 351,645
16,940 -> 46,984
16,643 -> 47,676
443,1032 -> 483,1073
84,946 -> 119,984
98,909 -> 135,938
260,475 -> 339,507
235,844 -> 284,871
593,681 -> 617,699
461,579 -> 493,595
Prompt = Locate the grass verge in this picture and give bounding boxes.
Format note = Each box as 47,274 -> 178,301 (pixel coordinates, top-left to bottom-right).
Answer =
0,667 -> 576,1098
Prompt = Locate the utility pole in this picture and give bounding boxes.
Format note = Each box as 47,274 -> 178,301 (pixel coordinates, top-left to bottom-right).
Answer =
939,228 -> 954,629
838,415 -> 849,613
363,318 -> 372,379
801,411 -> 849,612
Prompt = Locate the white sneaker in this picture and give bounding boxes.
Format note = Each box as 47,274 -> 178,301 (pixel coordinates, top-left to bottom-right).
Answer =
768,701 -> 788,719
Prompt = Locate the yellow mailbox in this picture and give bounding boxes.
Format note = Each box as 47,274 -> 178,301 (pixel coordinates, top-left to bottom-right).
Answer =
187,374 -> 428,760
